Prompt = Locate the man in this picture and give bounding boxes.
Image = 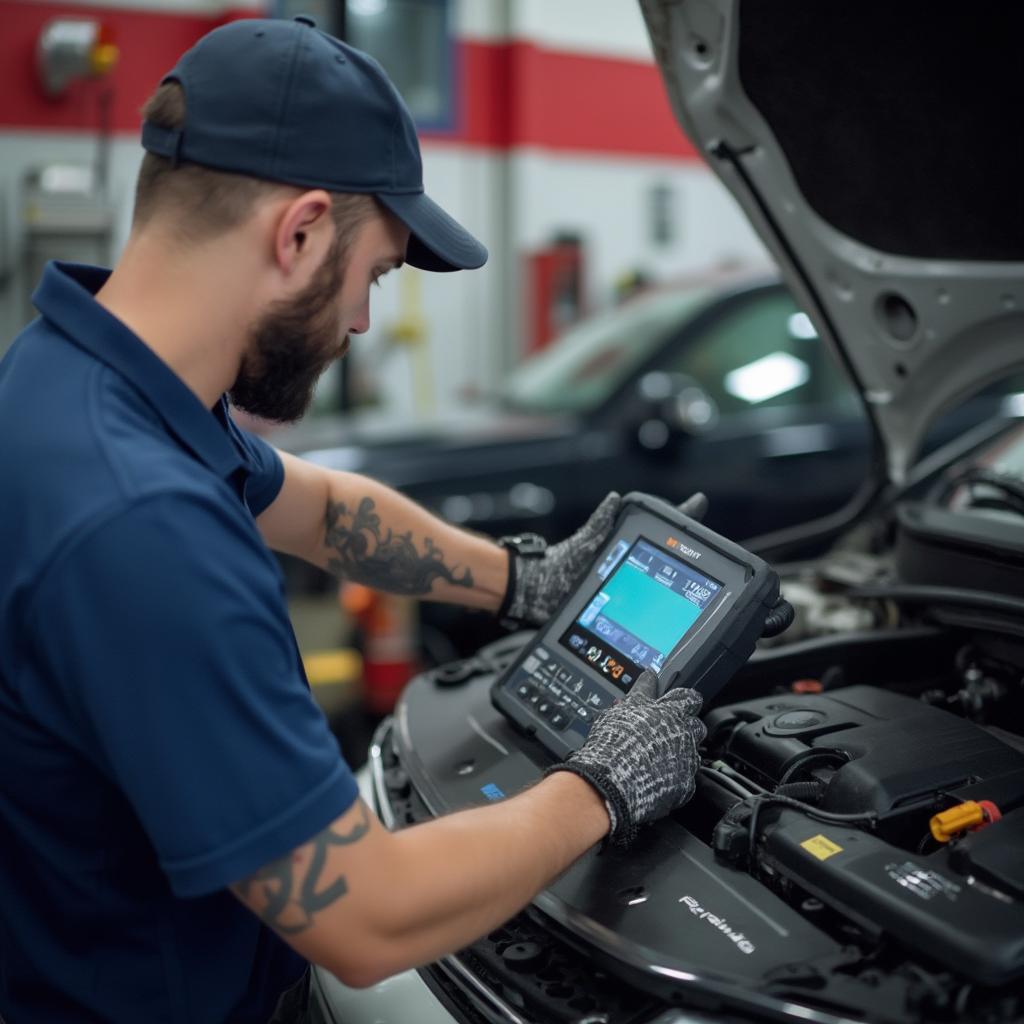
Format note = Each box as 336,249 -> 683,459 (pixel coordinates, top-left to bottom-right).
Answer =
0,18 -> 705,1023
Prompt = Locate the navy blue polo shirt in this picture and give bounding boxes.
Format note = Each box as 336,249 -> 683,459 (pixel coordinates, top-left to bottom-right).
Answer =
0,263 -> 359,1023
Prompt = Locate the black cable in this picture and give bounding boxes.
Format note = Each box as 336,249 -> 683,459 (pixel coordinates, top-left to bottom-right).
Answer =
777,748 -> 847,786
699,765 -> 755,801
774,780 -> 825,802
847,583 -> 1024,619
747,793 -> 878,864
709,759 -> 769,794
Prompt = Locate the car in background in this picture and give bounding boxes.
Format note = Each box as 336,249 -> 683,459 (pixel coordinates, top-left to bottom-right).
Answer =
281,268 -> 870,555
276,268 -> 875,662
277,268 -> 1014,662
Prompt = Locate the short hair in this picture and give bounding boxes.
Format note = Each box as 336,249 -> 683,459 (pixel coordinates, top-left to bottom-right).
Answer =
134,82 -> 378,246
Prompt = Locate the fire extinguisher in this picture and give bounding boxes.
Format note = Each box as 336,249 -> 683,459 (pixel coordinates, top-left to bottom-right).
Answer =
340,583 -> 420,716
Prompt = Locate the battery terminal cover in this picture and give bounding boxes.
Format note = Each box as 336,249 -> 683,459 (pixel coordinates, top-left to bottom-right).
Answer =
930,800 -> 1002,842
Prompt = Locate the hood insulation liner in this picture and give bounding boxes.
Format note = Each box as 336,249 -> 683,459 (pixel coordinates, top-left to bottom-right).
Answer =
738,2 -> 1024,261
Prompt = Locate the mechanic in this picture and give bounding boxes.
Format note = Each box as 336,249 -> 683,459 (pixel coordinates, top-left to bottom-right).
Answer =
0,18 -> 706,1024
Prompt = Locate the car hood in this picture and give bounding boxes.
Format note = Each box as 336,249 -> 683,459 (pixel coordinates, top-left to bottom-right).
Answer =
641,0 -> 1024,483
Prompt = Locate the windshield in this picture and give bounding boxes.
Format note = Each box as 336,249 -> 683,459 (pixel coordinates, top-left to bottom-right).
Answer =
502,286 -> 713,414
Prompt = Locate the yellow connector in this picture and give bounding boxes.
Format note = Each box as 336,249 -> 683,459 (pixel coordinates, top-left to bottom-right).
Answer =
930,801 -> 986,843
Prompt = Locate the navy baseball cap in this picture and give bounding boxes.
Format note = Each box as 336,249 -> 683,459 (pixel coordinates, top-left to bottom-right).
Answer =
141,16 -> 486,273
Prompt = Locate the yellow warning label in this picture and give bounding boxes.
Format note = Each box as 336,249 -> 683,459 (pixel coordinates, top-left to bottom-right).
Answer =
800,835 -> 844,861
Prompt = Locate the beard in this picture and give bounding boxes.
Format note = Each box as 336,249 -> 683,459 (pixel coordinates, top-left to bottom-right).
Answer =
229,237 -> 347,423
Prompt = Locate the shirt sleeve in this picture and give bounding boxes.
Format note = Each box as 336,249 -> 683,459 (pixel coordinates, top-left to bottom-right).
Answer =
27,490 -> 359,898
226,412 -> 286,517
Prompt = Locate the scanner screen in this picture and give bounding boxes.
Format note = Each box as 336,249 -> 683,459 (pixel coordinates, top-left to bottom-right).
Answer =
559,537 -> 722,689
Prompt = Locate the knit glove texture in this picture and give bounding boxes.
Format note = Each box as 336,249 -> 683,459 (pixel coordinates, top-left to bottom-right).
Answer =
505,492 -> 621,627
546,670 -> 706,846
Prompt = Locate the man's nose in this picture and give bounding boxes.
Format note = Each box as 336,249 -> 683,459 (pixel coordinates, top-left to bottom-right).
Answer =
349,302 -> 370,335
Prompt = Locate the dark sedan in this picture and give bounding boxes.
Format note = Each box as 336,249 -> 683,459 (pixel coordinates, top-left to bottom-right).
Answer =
277,269 -> 1019,661
284,270 -> 872,551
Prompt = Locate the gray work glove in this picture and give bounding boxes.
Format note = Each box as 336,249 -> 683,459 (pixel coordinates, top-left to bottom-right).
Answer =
545,670 -> 706,846
500,492 -> 621,627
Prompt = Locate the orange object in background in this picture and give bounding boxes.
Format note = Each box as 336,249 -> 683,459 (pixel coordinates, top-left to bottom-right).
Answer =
340,584 -> 420,715
791,679 -> 824,694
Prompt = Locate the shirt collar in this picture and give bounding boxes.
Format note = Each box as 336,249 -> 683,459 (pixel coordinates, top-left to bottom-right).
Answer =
32,261 -> 245,480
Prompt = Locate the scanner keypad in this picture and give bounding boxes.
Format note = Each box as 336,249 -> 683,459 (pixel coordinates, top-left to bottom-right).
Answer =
513,648 -> 614,732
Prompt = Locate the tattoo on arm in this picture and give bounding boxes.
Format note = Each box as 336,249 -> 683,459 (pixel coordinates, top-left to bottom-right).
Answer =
233,801 -> 371,935
324,496 -> 473,595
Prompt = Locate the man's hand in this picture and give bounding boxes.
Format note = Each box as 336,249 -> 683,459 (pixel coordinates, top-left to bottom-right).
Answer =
501,492 -> 621,626
546,670 -> 706,845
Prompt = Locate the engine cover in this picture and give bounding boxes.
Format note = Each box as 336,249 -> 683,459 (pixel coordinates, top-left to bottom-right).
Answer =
704,685 -> 1024,824
388,663 -> 843,992
370,637 -> 1024,1023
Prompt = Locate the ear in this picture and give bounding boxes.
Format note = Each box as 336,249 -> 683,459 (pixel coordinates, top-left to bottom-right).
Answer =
271,189 -> 334,279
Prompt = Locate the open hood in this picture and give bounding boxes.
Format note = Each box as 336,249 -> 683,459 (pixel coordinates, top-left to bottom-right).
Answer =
641,0 -> 1024,483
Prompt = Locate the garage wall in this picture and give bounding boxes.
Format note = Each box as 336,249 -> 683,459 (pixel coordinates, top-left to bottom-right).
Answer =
0,0 -> 768,420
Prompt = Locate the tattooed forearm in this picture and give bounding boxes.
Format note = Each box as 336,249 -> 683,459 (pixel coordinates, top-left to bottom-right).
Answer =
324,496 -> 474,594
234,801 -> 371,935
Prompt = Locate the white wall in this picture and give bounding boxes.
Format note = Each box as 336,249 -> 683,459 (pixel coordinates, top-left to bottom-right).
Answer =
455,0 -> 655,57
511,149 -> 768,301
345,144 -> 510,419
508,0 -> 654,59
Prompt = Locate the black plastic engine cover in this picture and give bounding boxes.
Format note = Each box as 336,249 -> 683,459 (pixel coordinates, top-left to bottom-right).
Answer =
704,685 -> 1024,820
950,806 -> 1024,900
763,809 -> 1024,986
391,667 -> 842,992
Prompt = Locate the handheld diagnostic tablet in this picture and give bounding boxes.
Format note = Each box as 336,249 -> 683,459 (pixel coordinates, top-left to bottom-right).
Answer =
491,492 -> 781,758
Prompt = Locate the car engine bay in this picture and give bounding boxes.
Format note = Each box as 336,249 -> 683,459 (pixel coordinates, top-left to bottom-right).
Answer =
369,421 -> 1024,1024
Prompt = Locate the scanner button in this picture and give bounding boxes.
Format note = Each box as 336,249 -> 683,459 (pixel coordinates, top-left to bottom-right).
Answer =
528,690 -> 542,706
537,701 -> 554,719
576,706 -> 591,721
523,655 -> 540,673
556,669 -> 573,685
549,711 -> 568,731
515,682 -> 531,700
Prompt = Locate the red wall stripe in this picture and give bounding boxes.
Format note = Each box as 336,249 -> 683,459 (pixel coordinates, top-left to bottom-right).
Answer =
0,2 -> 698,160
424,41 -> 697,159
0,1 -> 235,133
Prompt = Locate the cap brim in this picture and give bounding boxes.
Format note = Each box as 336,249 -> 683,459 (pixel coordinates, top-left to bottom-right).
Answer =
376,191 -> 488,273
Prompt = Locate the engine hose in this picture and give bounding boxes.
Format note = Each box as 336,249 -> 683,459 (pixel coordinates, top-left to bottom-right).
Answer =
774,781 -> 824,802
761,597 -> 796,638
